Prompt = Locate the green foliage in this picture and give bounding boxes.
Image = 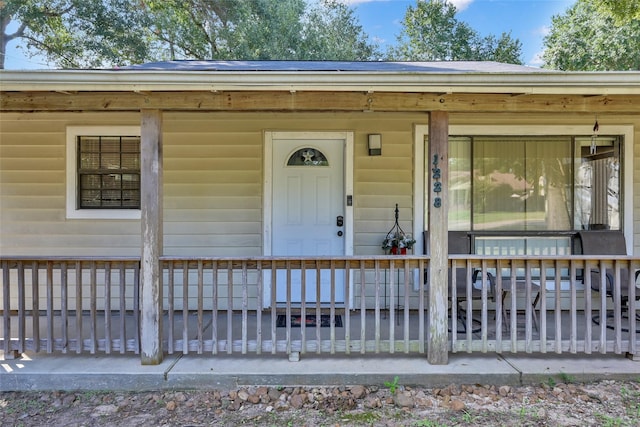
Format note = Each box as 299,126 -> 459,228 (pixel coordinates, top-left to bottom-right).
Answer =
592,0 -> 640,25
542,0 -> 640,70
1,0 -> 379,69
384,375 -> 400,394
0,0 -> 154,69
387,0 -> 522,64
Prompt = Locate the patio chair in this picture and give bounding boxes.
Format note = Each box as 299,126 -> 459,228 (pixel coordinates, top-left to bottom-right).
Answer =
424,230 -> 495,333
576,230 -> 640,331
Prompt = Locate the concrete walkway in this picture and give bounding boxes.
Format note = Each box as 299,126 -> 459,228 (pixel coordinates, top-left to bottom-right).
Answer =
2,351 -> 640,392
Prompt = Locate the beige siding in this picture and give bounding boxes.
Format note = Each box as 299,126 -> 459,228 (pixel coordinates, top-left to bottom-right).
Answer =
1,109 -> 638,310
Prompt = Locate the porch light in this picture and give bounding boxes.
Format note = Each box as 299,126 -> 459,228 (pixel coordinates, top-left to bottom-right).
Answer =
368,134 -> 382,156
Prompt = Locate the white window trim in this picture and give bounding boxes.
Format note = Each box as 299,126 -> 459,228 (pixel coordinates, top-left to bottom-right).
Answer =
414,124 -> 634,255
66,125 -> 142,220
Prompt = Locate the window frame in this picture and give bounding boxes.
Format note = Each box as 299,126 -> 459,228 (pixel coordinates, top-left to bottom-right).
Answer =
66,126 -> 141,220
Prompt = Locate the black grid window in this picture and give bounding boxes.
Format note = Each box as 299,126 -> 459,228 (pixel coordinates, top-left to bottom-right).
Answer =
77,136 -> 141,209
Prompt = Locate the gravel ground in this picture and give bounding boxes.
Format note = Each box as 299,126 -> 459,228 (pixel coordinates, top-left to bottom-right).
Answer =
2,378 -> 640,426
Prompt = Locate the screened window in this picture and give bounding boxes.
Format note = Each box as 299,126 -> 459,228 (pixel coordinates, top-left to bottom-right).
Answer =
77,136 -> 141,209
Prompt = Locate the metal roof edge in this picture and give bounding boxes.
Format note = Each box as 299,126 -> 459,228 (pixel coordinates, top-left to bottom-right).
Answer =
1,69 -> 639,95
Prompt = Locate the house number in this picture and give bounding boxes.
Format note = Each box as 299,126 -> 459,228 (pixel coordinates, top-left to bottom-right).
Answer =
432,154 -> 442,208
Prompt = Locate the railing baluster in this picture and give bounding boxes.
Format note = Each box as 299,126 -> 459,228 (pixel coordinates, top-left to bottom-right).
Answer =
2,260 -> 11,355
418,258 -> 425,354
569,260 -> 578,354
61,262 -> 68,354
197,260 -> 204,354
404,260 -> 410,353
241,261 -> 248,355
300,260 -> 306,354
598,260 -> 607,354
584,259 -> 593,354
315,263 -> 321,354
539,260 -> 548,353
345,260 -> 351,355
32,261 -> 40,354
629,260 -> 639,355
360,260 -> 366,354
133,262 -> 140,354
389,259 -> 395,354
509,263 -> 517,351
270,261 -> 276,355
256,261 -> 263,355
17,261 -> 25,354
613,260 -> 622,353
75,261 -> 83,354
104,262 -> 111,354
212,260 -> 219,355
119,262 -> 126,354
46,261 -> 53,353
524,260 -> 533,353
374,260 -> 381,353
330,260 -> 336,355
553,260 -> 561,354
182,260 -> 189,355
90,262 -> 97,354
168,262 -> 175,354
227,262 -> 233,355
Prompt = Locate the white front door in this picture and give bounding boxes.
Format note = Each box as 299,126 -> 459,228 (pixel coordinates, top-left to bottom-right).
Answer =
271,137 -> 345,304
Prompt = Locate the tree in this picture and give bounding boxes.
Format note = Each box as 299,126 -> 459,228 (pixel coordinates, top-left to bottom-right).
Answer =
387,0 -> 522,63
0,0 -> 153,69
592,0 -> 640,25
542,0 -> 640,70
0,0 -> 379,69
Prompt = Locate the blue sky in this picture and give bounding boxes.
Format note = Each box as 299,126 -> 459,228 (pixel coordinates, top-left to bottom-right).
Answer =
3,0 -> 575,69
350,0 -> 575,66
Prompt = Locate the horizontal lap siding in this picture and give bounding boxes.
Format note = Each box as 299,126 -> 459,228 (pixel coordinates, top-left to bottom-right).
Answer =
0,114 -> 140,256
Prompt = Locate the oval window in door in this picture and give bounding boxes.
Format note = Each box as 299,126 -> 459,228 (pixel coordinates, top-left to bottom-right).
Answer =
286,147 -> 329,166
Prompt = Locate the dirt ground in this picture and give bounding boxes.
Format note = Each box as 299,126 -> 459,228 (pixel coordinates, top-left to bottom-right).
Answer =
1,378 -> 640,426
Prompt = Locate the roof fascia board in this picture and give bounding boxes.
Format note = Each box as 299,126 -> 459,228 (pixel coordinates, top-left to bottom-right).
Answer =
1,70 -> 639,95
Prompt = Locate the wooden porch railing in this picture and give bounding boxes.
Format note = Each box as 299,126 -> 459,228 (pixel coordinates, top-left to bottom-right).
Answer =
1,258 -> 140,357
2,255 -> 639,359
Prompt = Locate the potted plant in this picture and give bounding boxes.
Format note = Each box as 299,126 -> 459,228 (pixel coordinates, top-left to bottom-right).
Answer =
382,231 -> 416,255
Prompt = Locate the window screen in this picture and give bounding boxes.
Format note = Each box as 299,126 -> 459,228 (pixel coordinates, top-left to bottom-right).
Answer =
77,136 -> 140,209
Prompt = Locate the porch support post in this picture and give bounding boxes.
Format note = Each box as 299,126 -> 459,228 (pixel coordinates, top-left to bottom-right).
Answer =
427,111 -> 449,365
140,109 -> 164,365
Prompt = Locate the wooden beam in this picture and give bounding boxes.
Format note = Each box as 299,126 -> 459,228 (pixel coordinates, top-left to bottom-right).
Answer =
140,109 -> 164,365
427,111 -> 449,365
2,91 -> 640,113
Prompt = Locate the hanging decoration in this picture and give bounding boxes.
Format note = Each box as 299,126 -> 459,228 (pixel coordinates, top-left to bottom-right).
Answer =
381,204 -> 415,255
590,116 -> 599,155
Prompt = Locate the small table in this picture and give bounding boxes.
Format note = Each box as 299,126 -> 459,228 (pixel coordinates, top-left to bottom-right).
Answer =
500,279 -> 540,331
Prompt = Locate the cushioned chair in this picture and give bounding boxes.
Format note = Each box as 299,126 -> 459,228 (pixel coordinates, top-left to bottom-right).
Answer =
576,230 -> 640,330
424,230 -> 495,332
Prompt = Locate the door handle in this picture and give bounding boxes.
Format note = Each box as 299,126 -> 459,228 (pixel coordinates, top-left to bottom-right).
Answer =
336,215 -> 344,227
337,231 -> 343,237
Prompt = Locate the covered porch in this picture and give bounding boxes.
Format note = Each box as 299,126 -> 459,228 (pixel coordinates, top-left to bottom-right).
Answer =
1,61 -> 640,366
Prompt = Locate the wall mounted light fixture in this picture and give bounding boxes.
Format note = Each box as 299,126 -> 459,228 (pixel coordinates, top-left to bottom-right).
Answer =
368,134 -> 382,156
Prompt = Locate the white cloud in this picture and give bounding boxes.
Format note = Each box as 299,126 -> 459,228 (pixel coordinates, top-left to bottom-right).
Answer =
339,0 -> 390,5
338,0 -> 474,11
533,25 -> 551,37
447,0 -> 474,12
528,51 -> 545,68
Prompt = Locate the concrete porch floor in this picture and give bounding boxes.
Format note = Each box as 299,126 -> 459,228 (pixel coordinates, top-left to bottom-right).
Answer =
2,350 -> 640,392
3,308 -> 640,392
